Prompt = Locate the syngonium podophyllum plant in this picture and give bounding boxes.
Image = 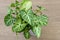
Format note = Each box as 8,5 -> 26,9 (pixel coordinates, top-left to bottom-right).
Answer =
4,0 -> 48,39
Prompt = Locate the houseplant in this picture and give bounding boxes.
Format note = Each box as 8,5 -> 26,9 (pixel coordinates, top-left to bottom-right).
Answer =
4,0 -> 48,40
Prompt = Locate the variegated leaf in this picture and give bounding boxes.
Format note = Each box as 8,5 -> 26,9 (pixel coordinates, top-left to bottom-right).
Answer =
32,26 -> 41,38
20,0 -> 32,10
12,18 -> 27,32
20,10 -> 48,27
4,14 -> 16,26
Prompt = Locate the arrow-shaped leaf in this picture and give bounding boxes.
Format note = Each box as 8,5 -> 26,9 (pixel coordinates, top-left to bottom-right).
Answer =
12,18 -> 27,32
23,25 -> 31,39
20,0 -> 32,10
32,26 -> 41,38
20,10 -> 35,26
4,14 -> 16,26
37,14 -> 48,26
20,10 -> 48,27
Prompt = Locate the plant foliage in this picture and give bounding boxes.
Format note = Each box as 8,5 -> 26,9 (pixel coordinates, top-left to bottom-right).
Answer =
4,0 -> 48,39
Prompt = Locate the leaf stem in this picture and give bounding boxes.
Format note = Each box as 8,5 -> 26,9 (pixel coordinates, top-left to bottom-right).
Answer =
16,32 -> 18,40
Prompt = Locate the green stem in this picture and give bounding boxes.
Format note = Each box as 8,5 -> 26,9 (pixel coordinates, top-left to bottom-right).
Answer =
16,32 -> 18,40
15,0 -> 18,15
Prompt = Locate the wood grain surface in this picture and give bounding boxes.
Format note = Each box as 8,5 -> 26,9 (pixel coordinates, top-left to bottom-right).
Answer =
0,0 -> 60,40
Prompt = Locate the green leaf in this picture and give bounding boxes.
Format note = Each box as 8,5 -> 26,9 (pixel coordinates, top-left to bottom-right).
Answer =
37,6 -> 46,11
23,25 -> 31,39
24,31 -> 30,39
15,7 -> 20,11
10,1 -> 19,7
15,0 -> 20,6
16,0 -> 19,4
20,0 -> 32,10
10,3 -> 15,7
12,18 -> 27,32
7,8 -> 13,14
32,26 -> 41,38
37,14 -> 48,26
4,14 -> 16,26
19,10 -> 35,26
20,10 -> 48,27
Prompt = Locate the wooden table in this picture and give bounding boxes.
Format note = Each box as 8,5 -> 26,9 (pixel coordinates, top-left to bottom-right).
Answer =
0,0 -> 60,40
